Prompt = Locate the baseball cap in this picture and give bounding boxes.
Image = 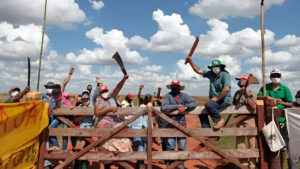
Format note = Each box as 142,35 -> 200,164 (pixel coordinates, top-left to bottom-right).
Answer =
235,75 -> 248,80
270,68 -> 281,75
127,93 -> 134,100
99,85 -> 109,93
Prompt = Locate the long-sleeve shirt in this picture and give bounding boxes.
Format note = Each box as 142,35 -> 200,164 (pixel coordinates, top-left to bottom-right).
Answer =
161,92 -> 198,113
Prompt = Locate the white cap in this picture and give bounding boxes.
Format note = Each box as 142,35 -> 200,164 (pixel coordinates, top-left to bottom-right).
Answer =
270,68 -> 281,75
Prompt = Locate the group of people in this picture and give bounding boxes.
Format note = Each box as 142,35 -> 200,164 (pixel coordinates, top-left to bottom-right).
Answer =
4,57 -> 300,169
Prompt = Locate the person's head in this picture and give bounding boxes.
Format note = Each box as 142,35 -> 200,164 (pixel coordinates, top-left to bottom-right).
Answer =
86,84 -> 92,93
295,90 -> 300,106
235,75 -> 248,88
9,86 -> 20,97
52,85 -> 62,100
144,94 -> 152,104
166,80 -> 185,95
125,93 -> 134,103
44,81 -> 56,95
208,59 -> 226,76
270,68 -> 282,84
81,90 -> 90,106
99,85 -> 109,100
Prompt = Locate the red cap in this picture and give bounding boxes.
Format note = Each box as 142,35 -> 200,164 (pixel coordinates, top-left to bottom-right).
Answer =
235,75 -> 248,80
99,85 -> 109,93
127,93 -> 134,100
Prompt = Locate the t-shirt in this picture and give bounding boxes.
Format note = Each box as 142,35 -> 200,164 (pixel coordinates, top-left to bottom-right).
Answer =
203,70 -> 232,104
54,92 -> 72,108
95,93 -> 123,128
258,83 -> 293,108
41,95 -> 56,108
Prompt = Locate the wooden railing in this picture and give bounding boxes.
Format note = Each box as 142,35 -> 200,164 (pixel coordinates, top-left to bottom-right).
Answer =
38,100 -> 267,169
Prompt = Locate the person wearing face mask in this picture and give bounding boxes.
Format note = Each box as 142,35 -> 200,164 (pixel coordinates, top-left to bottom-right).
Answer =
232,75 -> 257,169
121,93 -> 135,108
161,80 -> 198,169
94,74 -> 132,169
257,68 -> 293,108
5,86 -> 31,103
187,58 -> 232,130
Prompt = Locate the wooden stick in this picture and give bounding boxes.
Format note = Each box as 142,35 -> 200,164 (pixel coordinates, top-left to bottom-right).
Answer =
261,0 -> 266,96
152,108 -> 247,169
54,109 -> 146,169
147,108 -> 152,169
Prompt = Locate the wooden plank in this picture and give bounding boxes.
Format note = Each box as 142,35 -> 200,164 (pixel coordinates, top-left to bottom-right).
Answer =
257,100 -> 269,169
48,127 -> 258,137
54,109 -> 146,169
45,149 -> 259,160
152,108 -> 248,169
37,128 -> 48,169
147,108 -> 152,169
56,116 -> 77,128
50,105 -> 252,116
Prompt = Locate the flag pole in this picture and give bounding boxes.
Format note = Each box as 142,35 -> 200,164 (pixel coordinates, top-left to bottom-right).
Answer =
260,0 -> 266,96
37,0 -> 48,91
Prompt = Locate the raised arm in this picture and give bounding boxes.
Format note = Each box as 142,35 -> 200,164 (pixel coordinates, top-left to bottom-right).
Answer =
138,85 -> 144,105
61,67 -> 74,92
92,77 -> 102,104
112,74 -> 129,98
186,56 -> 204,76
13,86 -> 30,102
94,105 -> 117,117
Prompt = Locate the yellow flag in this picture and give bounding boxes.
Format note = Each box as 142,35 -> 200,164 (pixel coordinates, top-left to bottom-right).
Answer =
0,100 -> 49,169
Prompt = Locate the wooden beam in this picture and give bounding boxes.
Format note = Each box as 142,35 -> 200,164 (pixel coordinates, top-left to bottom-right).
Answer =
50,105 -> 252,116
45,149 -> 259,160
147,108 -> 152,169
48,127 -> 257,137
38,128 -> 48,169
54,109 -> 146,169
257,100 -> 269,169
152,108 -> 248,169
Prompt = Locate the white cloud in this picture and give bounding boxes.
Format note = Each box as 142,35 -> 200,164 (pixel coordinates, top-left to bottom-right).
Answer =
66,27 -> 148,65
0,22 -> 49,61
246,50 -> 296,66
145,9 -> 195,53
275,34 -> 300,55
89,0 -> 104,10
142,65 -> 163,72
218,55 -> 241,76
189,0 -> 284,19
77,65 -> 92,75
0,0 -> 86,29
126,36 -> 148,48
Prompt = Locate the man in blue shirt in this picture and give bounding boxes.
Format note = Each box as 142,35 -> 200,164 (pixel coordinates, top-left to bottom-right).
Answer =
187,58 -> 232,129
161,80 -> 197,169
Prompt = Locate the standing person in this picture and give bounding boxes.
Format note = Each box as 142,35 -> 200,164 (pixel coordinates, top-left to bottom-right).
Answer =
187,58 -> 232,129
49,67 -> 78,151
73,90 -> 94,169
257,68 -> 293,169
161,80 -> 197,169
287,90 -> 300,169
5,86 -> 30,103
121,93 -> 135,108
233,75 -> 257,169
94,74 -> 132,169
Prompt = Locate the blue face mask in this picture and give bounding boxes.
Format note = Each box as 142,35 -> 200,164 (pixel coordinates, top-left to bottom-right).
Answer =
237,81 -> 244,88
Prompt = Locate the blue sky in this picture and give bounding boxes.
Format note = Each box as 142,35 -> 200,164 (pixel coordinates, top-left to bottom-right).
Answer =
0,0 -> 300,97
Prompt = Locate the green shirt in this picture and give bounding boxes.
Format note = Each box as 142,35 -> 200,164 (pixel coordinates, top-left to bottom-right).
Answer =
258,83 -> 293,108
203,70 -> 232,104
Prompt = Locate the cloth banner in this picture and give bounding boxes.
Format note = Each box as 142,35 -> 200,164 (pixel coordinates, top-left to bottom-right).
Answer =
0,100 -> 49,169
285,107 -> 300,157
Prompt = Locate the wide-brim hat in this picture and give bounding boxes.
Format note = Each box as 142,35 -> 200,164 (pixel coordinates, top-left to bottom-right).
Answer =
207,59 -> 226,69
166,80 -> 185,90
9,86 -> 20,93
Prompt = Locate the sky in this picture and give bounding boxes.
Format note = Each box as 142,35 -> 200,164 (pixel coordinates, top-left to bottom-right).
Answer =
0,0 -> 300,98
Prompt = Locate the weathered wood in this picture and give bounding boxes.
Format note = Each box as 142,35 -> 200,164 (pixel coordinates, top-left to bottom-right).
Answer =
38,128 -> 48,169
49,127 -> 257,137
50,105 -> 252,116
147,108 -> 152,169
257,100 -> 268,169
152,108 -> 248,169
45,149 -> 259,160
225,114 -> 252,128
54,109 -> 147,169
56,116 -> 77,128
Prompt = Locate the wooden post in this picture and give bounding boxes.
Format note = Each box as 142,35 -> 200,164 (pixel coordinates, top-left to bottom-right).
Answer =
260,0 -> 266,96
38,127 -> 48,169
257,100 -> 268,169
147,108 -> 152,169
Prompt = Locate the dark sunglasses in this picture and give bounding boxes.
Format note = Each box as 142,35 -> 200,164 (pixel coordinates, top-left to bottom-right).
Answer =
271,73 -> 281,78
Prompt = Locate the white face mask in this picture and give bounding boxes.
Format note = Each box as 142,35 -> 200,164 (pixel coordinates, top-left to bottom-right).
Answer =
11,91 -> 19,97
271,78 -> 281,84
101,92 -> 109,99
296,98 -> 300,105
212,67 -> 221,75
46,89 -> 53,95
